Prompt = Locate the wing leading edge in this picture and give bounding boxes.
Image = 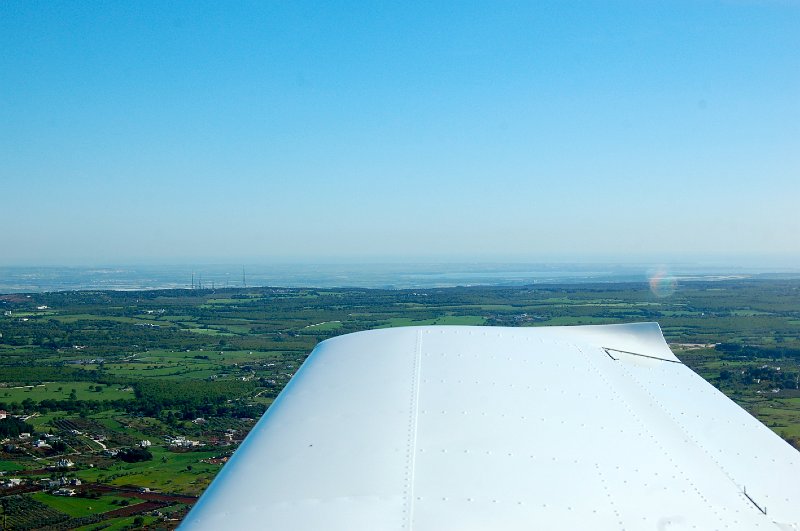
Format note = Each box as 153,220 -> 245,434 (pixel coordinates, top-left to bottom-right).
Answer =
180,323 -> 800,530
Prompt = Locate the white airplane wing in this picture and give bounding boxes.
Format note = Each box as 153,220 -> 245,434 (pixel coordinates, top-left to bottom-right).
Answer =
180,323 -> 800,530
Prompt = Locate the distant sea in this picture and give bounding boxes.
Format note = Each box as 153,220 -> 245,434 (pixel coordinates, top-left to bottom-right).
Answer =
1,263 -> 796,294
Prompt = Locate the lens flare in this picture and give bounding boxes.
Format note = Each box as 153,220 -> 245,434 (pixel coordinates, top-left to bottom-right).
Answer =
649,269 -> 677,298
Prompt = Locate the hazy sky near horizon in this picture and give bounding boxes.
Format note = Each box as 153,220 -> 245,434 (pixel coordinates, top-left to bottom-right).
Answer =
1,1 -> 798,266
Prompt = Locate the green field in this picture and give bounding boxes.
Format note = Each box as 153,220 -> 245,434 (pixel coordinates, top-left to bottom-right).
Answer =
380,315 -> 487,327
30,492 -> 140,517
0,381 -> 135,402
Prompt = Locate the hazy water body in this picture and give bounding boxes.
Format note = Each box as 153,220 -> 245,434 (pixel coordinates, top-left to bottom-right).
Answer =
0,263 -> 792,294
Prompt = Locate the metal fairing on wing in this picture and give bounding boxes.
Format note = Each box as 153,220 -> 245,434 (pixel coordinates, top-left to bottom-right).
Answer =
180,323 -> 800,530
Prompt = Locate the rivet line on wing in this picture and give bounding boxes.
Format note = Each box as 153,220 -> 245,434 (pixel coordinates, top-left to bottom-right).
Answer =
403,329 -> 423,530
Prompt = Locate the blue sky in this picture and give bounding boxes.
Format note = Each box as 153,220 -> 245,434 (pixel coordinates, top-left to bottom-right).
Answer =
1,1 -> 798,266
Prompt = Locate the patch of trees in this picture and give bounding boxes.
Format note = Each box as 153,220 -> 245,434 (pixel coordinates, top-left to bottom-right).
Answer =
0,366 -> 119,386
716,343 -> 800,361
0,416 -> 34,437
132,379 -> 257,416
717,365 -> 799,390
50,440 -> 68,452
0,398 -> 134,416
117,447 -> 153,463
2,382 -> 266,419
